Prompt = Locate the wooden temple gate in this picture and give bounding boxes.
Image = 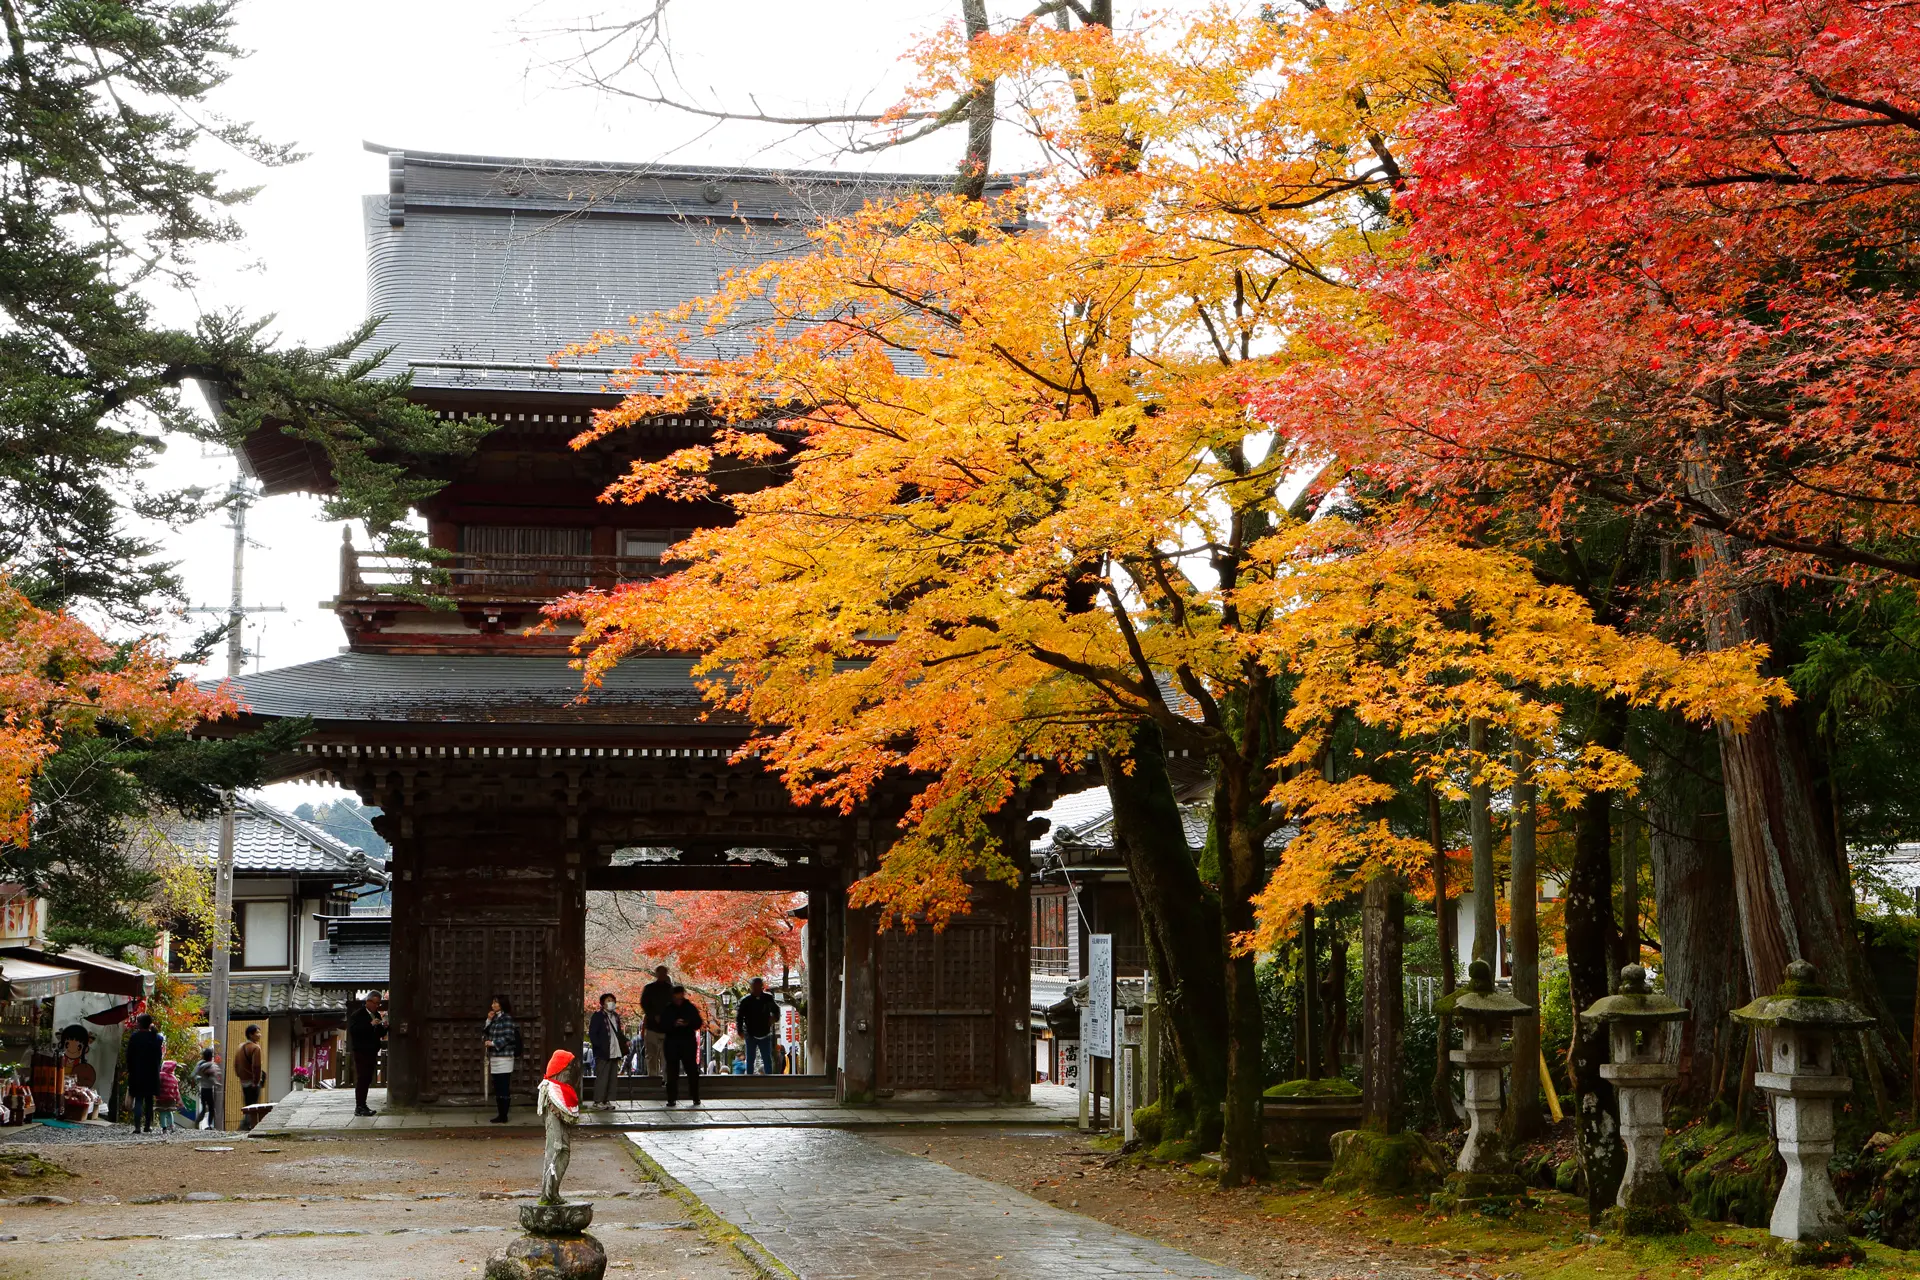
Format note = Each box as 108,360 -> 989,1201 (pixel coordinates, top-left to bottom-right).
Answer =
225,145 -> 1038,1108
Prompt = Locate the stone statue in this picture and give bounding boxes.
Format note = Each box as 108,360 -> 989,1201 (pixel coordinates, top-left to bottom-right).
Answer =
536,1049 -> 581,1204
490,1049 -> 606,1280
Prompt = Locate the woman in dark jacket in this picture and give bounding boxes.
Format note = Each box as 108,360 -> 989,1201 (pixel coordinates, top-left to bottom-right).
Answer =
482,995 -> 521,1123
124,1013 -> 165,1134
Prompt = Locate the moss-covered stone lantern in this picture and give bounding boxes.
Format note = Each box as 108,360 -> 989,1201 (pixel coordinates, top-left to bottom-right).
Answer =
1430,959 -> 1532,1212
1731,959 -> 1873,1264
1581,964 -> 1689,1234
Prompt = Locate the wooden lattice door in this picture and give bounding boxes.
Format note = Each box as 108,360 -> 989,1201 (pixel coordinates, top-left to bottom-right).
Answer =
422,922 -> 551,1103
878,921 -> 998,1093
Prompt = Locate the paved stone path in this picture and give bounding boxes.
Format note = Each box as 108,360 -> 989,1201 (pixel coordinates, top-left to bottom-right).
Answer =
258,1084 -> 1079,1134
633,1128 -> 1255,1279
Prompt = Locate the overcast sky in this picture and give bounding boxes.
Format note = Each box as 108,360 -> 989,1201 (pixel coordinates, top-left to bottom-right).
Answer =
149,0 -> 1045,686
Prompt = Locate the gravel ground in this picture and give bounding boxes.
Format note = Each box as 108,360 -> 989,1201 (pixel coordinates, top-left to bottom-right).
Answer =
0,1124 -> 225,1148
869,1127 -> 1453,1280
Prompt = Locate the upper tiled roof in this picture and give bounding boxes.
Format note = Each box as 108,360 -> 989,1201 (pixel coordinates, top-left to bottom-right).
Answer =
156,794 -> 385,884
215,653 -> 718,726
1031,782 -> 1294,868
358,145 -> 1022,398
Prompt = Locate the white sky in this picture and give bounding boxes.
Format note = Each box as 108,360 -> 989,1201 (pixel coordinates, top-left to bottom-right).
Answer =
147,0 -> 1035,682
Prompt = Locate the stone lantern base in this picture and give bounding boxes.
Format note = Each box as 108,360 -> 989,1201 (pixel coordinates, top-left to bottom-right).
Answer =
487,1201 -> 607,1280
1766,1236 -> 1865,1267
1428,1170 -> 1530,1218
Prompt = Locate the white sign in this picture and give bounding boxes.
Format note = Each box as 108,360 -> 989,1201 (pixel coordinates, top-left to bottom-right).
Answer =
1060,1039 -> 1080,1090
1086,933 -> 1114,1058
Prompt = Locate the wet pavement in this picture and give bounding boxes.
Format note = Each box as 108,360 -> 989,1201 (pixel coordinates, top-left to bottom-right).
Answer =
259,1083 -> 1080,1135
0,1132 -> 743,1280
633,1127 -> 1256,1279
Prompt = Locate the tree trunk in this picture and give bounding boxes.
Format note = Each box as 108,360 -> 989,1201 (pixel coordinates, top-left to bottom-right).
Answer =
1429,786 -> 1458,1125
1645,721 -> 1739,1113
1569,781 -> 1624,1224
950,0 -> 998,203
1468,718 -> 1495,969
1324,916 -> 1348,1079
1303,905 -> 1320,1081
1215,773 -> 1271,1184
1504,741 -> 1543,1143
1694,544 -> 1908,1086
1616,806 -> 1642,974
1362,875 -> 1405,1133
1099,721 -> 1228,1146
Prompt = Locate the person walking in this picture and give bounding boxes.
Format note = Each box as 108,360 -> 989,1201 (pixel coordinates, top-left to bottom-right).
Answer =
639,965 -> 673,1079
587,992 -> 628,1112
483,995 -> 522,1124
735,978 -> 780,1076
347,991 -> 387,1117
233,1025 -> 265,1132
191,1048 -> 218,1129
124,1013 -> 164,1134
661,986 -> 705,1108
156,1059 -> 183,1133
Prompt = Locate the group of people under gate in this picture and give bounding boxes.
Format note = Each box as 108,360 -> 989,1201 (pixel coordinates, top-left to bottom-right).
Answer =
477,967 -> 787,1122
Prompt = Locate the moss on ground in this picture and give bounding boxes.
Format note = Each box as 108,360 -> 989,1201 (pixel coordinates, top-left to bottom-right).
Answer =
0,1153 -> 70,1184
1663,1119 -> 1780,1227
1263,1077 -> 1362,1099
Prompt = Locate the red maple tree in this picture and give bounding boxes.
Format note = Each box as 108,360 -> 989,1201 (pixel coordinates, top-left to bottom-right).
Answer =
638,891 -> 806,993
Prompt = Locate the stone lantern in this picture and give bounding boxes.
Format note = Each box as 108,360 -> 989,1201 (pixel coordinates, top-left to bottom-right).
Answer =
1735,959 -> 1866,1258
1431,959 -> 1533,1211
1581,964 -> 1689,1234
1731,960 -> 1873,1263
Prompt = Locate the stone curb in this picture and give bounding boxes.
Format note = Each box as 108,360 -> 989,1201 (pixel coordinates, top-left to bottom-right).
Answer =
623,1139 -> 795,1280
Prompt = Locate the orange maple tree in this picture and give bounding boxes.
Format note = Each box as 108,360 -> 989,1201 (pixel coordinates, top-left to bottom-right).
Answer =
1,582 -> 235,849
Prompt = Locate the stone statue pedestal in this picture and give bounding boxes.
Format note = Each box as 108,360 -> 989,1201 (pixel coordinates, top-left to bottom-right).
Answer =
487,1202 -> 606,1280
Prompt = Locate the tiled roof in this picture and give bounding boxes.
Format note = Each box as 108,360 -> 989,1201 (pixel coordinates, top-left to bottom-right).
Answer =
358,146 -> 1022,398
216,653 -> 719,726
308,939 -> 389,988
177,974 -> 357,1017
309,916 -> 390,988
155,794 -> 385,883
1030,783 -> 1294,867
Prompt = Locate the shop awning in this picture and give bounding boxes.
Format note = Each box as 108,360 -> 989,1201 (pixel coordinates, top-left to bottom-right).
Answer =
0,946 -> 149,998
0,956 -> 80,1000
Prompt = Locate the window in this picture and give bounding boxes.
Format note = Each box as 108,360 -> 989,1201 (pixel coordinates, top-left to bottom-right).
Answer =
619,528 -> 694,562
240,900 -> 291,970
459,526 -> 592,588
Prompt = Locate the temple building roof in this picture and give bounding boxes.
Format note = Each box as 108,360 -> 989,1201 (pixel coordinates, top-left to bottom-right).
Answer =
354,144 -> 1022,399
214,652 -> 722,726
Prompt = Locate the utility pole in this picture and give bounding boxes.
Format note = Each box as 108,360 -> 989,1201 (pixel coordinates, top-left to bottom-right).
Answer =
189,476 -> 283,1130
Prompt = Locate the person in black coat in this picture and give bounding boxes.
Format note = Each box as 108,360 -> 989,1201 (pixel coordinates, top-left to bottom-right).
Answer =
659,987 -> 705,1108
346,992 -> 388,1117
124,1013 -> 165,1135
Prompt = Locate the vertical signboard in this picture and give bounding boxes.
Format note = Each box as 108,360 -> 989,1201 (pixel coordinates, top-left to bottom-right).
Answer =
1086,933 -> 1113,1059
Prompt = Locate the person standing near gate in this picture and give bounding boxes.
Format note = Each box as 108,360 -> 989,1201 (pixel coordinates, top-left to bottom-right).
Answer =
661,986 -> 704,1107
735,978 -> 780,1076
483,995 -> 522,1124
587,992 -> 628,1111
347,991 -> 387,1117
124,1013 -> 164,1134
639,965 -> 673,1079
233,1025 -> 266,1131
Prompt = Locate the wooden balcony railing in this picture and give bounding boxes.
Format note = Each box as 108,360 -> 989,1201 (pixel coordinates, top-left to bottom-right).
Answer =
341,548 -> 671,602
